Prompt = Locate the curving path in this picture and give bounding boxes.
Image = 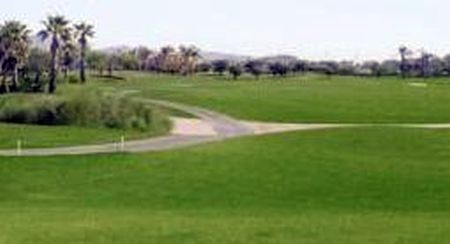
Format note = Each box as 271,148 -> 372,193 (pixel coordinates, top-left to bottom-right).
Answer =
0,99 -> 450,157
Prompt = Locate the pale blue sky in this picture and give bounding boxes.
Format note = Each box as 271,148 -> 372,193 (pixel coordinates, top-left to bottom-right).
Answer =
0,0 -> 448,60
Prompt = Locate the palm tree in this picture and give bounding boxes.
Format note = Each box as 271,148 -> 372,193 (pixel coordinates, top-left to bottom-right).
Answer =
38,15 -> 71,93
158,46 -> 175,73
179,45 -> 200,75
0,21 -> 30,92
134,46 -> 152,70
61,42 -> 76,78
0,23 -> 6,92
399,46 -> 411,79
0,21 -> 30,93
0,23 -> 4,69
60,28 -> 76,79
74,23 -> 94,83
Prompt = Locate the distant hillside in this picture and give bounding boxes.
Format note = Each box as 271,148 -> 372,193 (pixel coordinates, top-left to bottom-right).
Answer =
200,51 -> 251,62
200,52 -> 300,64
258,55 -> 299,64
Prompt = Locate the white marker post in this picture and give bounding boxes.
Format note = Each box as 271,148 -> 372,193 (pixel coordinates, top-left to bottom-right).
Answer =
120,136 -> 125,152
17,140 -> 22,156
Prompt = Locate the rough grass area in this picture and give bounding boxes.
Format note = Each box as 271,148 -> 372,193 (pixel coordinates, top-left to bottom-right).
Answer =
101,72 -> 450,123
0,89 -> 170,131
1,128 -> 449,243
0,85 -> 172,149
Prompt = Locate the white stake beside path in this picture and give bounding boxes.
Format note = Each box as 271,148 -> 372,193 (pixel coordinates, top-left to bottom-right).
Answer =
17,140 -> 22,156
120,136 -> 125,152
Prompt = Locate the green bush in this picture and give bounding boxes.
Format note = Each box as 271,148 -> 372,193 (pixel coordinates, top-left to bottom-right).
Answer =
66,74 -> 80,84
0,91 -> 170,132
0,96 -> 68,125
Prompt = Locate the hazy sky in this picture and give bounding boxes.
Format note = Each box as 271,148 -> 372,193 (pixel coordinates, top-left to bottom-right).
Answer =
0,0 -> 449,60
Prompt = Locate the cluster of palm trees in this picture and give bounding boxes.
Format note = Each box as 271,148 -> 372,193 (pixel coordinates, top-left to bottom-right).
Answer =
0,15 -> 94,94
0,21 -> 30,92
139,45 -> 201,75
397,46 -> 444,78
85,45 -> 201,77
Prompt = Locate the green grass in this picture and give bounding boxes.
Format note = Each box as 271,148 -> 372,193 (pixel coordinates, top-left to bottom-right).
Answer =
1,128 -> 450,243
0,123 -> 167,149
1,73 -> 450,243
100,72 -> 450,123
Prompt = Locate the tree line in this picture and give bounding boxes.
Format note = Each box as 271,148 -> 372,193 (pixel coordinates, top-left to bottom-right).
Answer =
0,15 -> 94,94
86,46 -> 450,80
86,45 -> 201,77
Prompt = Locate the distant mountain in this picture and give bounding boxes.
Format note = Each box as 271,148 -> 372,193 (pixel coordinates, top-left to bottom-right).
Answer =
199,51 -> 251,62
200,52 -> 300,64
258,55 -> 299,64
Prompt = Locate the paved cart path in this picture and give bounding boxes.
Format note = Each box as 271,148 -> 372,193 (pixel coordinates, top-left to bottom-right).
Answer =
1,99 -> 449,157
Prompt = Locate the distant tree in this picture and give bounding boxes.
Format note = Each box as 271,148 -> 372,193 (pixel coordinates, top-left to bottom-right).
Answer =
144,53 -> 159,72
179,45 -> 200,75
106,53 -> 120,76
196,62 -> 212,73
38,15 -> 71,93
361,61 -> 381,77
25,47 -> 51,91
119,51 -> 139,70
429,57 -> 445,76
134,46 -> 152,70
268,62 -> 289,76
86,50 -> 107,75
158,46 -> 176,73
0,21 -> 30,93
244,60 -> 265,79
418,51 -> 433,78
336,61 -> 356,75
60,35 -> 76,79
442,54 -> 450,75
26,48 -> 51,73
292,60 -> 308,74
399,46 -> 412,79
379,60 -> 400,76
229,63 -> 243,80
74,22 -> 94,83
212,60 -> 229,75
308,61 -> 337,77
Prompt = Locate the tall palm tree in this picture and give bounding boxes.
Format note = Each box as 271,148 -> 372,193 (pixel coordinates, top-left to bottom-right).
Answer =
179,45 -> 200,75
0,23 -> 5,92
38,15 -> 71,93
0,21 -> 30,93
74,23 -> 94,83
55,27 -> 76,79
399,46 -> 411,79
158,46 -> 175,73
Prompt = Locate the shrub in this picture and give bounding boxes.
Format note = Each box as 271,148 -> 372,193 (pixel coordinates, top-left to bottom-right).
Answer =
0,96 -> 68,125
0,91 -> 170,132
66,74 -> 80,84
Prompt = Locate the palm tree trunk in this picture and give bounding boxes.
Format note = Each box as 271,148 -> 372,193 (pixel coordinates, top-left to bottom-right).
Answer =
49,49 -> 57,94
1,73 -> 9,93
80,44 -> 86,83
12,66 -> 19,91
108,64 -> 113,77
63,67 -> 68,78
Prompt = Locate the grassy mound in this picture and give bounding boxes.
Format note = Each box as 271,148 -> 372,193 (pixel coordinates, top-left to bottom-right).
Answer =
0,90 -> 170,132
106,72 -> 450,123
